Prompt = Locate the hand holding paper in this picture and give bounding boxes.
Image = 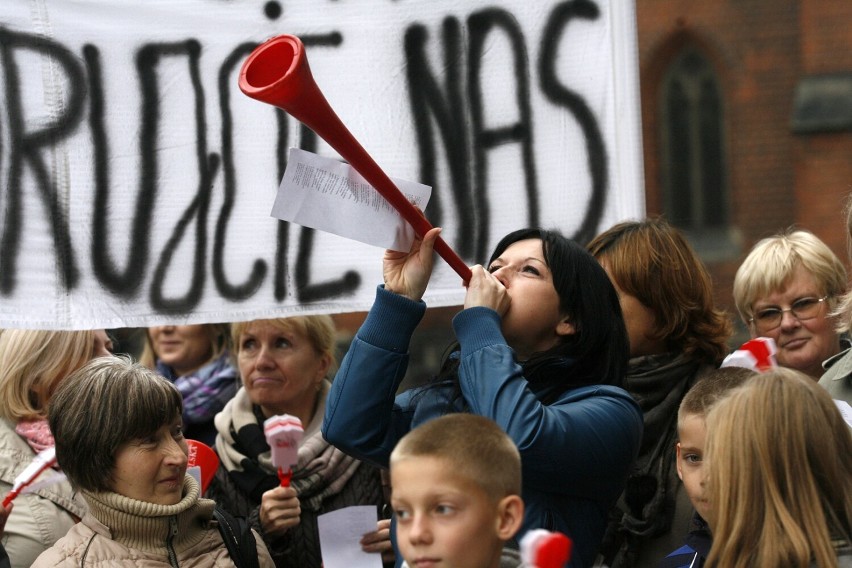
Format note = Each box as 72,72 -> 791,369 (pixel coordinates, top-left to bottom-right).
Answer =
318,505 -> 384,568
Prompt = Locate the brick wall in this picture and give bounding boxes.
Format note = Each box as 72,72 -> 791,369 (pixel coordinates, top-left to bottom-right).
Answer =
794,2 -> 852,261
637,0 -> 800,238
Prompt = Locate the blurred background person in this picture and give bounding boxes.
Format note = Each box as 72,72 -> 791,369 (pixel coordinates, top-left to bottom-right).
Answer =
588,218 -> 732,567
207,316 -> 390,568
142,324 -> 237,445
34,356 -> 274,567
0,329 -> 112,568
821,197 -> 852,404
704,367 -> 852,567
733,229 -> 846,379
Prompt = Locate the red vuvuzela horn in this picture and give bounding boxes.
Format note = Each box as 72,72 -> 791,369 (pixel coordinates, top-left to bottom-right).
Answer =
238,35 -> 472,283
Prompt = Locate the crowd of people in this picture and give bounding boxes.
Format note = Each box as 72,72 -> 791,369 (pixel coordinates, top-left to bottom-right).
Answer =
0,213 -> 851,568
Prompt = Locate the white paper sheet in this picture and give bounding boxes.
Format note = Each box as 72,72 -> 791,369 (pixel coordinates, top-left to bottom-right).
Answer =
272,148 -> 432,252
317,505 -> 383,568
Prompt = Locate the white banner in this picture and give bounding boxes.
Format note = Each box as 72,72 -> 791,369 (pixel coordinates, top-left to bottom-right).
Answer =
0,0 -> 644,329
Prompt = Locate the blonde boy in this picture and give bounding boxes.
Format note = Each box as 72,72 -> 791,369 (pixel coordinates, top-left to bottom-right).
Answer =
660,366 -> 757,568
390,413 -> 525,568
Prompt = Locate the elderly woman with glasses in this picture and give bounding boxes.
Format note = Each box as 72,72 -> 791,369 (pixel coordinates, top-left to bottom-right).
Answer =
733,229 -> 846,379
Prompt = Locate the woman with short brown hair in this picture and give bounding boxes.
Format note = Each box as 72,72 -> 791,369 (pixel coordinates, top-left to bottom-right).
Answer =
588,218 -> 732,567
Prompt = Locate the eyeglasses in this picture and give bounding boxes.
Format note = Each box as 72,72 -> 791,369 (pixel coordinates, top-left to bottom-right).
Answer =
749,296 -> 830,332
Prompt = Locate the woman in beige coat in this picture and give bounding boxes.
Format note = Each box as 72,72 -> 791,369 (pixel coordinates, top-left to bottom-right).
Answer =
32,356 -> 275,567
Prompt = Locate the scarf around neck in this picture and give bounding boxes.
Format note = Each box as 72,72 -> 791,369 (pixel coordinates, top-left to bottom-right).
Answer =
619,352 -> 705,537
214,380 -> 360,511
15,418 -> 55,453
156,351 -> 236,392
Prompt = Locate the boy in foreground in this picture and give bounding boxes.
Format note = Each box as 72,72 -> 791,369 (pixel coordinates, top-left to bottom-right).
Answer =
658,366 -> 757,568
389,413 -> 526,568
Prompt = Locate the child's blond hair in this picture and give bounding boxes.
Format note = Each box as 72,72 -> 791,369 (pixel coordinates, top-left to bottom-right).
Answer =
391,413 -> 521,502
705,367 -> 852,568
677,366 -> 757,430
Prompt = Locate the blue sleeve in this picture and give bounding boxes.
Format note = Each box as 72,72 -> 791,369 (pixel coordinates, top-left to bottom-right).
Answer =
657,545 -> 700,568
322,286 -> 427,468
453,307 -> 643,494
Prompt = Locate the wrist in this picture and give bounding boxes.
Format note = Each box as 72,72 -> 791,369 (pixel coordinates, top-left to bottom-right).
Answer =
381,283 -> 421,301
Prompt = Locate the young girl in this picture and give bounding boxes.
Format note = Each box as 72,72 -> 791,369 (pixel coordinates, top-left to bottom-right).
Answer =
704,367 -> 852,568
323,227 -> 644,567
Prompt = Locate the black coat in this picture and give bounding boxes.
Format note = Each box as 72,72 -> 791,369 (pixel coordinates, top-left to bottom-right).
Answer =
206,460 -> 385,568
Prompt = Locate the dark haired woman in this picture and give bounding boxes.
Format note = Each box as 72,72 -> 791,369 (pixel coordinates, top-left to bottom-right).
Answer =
323,227 -> 643,568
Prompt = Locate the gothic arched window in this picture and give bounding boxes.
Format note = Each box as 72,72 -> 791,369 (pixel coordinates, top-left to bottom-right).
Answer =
660,49 -> 727,233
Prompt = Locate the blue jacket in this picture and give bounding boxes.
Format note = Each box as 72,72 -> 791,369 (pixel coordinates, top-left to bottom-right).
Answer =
658,513 -> 711,568
323,287 -> 643,568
